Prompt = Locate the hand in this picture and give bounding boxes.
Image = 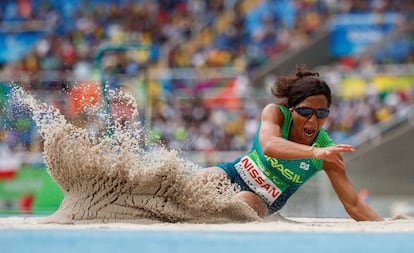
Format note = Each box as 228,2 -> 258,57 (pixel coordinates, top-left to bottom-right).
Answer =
313,144 -> 355,169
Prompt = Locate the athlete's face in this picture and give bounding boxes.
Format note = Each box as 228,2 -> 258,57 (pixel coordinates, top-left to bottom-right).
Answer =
289,95 -> 329,145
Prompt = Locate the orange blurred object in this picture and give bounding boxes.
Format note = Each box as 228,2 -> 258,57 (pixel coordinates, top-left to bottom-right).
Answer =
68,81 -> 102,117
202,79 -> 240,110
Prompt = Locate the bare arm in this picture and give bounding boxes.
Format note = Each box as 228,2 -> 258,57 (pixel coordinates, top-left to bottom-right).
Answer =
259,104 -> 354,165
259,104 -> 317,159
324,159 -> 384,221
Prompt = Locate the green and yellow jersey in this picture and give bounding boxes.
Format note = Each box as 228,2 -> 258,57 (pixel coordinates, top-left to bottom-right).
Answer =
218,105 -> 335,213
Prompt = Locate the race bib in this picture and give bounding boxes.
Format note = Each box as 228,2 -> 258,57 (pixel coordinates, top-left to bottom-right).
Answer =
235,153 -> 285,205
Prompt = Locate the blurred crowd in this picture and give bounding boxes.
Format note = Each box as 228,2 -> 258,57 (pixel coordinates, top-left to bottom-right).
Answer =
1,0 -> 414,166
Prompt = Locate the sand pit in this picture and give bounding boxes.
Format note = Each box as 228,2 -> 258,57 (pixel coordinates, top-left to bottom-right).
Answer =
1,215 -> 414,233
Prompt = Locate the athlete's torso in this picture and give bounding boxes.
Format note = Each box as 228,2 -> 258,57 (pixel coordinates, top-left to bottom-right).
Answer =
233,104 -> 335,213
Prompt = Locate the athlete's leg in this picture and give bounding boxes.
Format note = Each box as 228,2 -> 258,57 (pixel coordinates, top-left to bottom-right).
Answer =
198,167 -> 269,218
235,191 -> 269,218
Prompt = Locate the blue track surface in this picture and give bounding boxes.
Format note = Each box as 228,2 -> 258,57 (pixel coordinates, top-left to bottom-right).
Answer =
1,229 -> 414,253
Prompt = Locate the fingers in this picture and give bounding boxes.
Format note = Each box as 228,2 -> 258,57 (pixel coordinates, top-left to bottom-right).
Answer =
334,144 -> 355,153
335,144 -> 354,149
319,145 -> 353,170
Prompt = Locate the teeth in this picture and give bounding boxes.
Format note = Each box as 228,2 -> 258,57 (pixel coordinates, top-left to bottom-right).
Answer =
304,129 -> 314,137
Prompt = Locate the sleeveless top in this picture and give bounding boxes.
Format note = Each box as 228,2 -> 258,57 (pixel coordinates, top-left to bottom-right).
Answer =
234,105 -> 335,213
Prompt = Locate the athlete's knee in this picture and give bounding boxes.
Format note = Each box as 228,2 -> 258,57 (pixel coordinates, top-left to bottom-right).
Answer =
235,191 -> 269,218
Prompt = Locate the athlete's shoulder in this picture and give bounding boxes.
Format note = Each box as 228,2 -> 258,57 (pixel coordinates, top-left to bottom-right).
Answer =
262,103 -> 278,112
262,103 -> 287,115
261,104 -> 286,122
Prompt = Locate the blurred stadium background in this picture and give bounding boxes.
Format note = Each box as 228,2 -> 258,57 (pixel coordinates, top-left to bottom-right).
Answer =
0,0 -> 414,218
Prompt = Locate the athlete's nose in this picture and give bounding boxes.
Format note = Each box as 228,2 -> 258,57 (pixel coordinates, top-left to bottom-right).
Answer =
307,112 -> 318,122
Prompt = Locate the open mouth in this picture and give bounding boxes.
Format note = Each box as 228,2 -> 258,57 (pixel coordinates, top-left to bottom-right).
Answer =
304,128 -> 315,137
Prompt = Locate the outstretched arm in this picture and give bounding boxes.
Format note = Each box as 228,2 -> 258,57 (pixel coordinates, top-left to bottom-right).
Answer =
324,159 -> 384,221
259,104 -> 354,163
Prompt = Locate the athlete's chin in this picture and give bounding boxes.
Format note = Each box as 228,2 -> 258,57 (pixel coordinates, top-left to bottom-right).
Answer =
301,133 -> 315,143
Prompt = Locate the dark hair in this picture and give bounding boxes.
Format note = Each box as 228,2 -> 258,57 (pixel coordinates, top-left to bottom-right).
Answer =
271,64 -> 332,107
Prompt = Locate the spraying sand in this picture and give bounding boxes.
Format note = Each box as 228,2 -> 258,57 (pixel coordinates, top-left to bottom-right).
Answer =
10,86 -> 260,224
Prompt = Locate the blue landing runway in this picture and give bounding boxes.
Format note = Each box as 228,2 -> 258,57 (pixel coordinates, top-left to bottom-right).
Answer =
1,229 -> 413,253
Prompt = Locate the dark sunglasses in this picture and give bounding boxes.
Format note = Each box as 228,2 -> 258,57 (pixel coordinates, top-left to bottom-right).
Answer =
292,106 -> 330,119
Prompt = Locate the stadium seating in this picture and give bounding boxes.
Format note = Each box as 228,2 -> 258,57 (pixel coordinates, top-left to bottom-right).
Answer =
0,0 -> 413,159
